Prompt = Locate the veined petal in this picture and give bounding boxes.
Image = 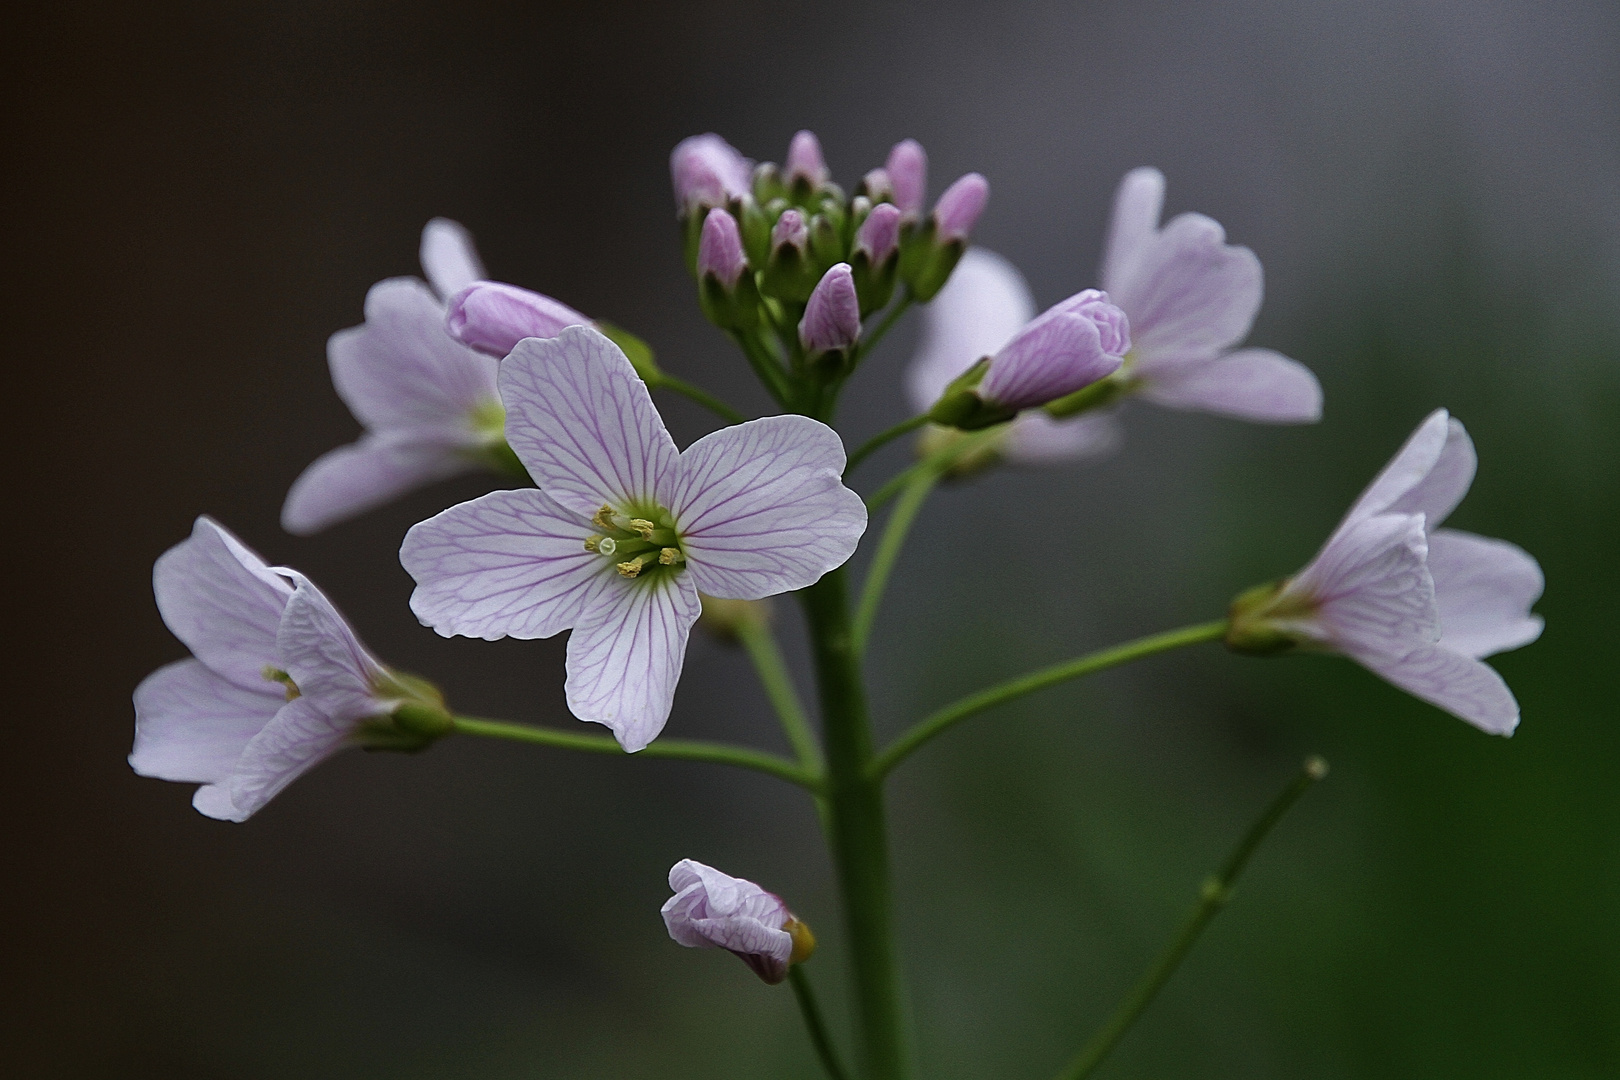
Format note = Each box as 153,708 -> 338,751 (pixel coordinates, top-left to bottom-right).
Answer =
199,697 -> 355,821
329,278 -> 500,435
499,326 -> 680,516
1100,167 -> 1165,295
420,218 -> 487,300
1137,347 -> 1323,423
1290,513 -> 1439,653
154,517 -> 293,692
281,434 -> 479,536
1343,409 -> 1474,529
907,247 -> 1035,410
1002,410 -> 1123,464
564,574 -> 701,752
131,658 -> 280,783
276,575 -> 389,715
980,309 -> 1122,411
1429,529 -> 1545,658
673,416 -> 866,600
1354,644 -> 1520,736
1111,212 -> 1261,364
402,488 -> 609,640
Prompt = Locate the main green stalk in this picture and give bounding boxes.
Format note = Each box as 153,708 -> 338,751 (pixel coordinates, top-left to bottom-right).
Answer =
800,567 -> 910,1080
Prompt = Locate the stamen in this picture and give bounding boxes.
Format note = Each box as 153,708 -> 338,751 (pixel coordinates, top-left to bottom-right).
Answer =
591,504 -> 618,529
584,535 -> 602,552
659,547 -> 685,565
261,666 -> 301,701
617,552 -> 661,578
628,518 -> 657,540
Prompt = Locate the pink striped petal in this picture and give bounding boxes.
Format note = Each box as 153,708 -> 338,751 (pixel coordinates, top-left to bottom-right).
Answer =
1345,410 -> 1474,530
1289,513 -> 1439,652
130,659 -> 280,784
1355,644 -> 1520,736
276,575 -> 388,714
1138,348 -> 1322,423
1428,529 -> 1545,658
419,217 -> 486,300
201,698 -> 356,821
1100,167 -> 1165,296
281,435 -> 476,536
1111,212 -> 1261,363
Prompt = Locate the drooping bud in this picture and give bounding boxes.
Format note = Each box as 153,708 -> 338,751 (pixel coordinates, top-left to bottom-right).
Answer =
445,281 -> 590,358
851,202 -> 903,314
661,859 -> 811,985
785,129 -> 830,192
697,208 -> 748,289
932,172 -> 990,242
670,133 -> 752,216
800,264 -> 862,358
886,138 -> 928,217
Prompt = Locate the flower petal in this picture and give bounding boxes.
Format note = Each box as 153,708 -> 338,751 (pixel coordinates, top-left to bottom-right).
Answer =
980,309 -> 1122,411
1343,409 -> 1475,529
154,517 -> 293,691
1289,513 -> 1439,653
1100,167 -> 1165,296
1428,528 -> 1545,658
276,575 -> 388,714
1112,212 -> 1261,364
281,435 -> 477,536
499,325 -> 680,516
329,277 -> 499,435
907,247 -> 1035,410
1354,643 -> 1520,736
673,416 -> 866,600
402,488 -> 609,640
419,217 -> 487,300
564,574 -> 700,751
1137,347 -> 1322,423
130,658 -> 280,783
201,698 -> 355,821
1001,409 -> 1123,464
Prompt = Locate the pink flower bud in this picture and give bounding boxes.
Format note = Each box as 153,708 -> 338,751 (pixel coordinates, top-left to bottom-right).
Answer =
799,263 -> 862,353
670,133 -> 753,214
978,292 -> 1128,410
662,859 -> 808,984
886,139 -> 928,217
854,202 -> 902,265
861,168 -> 894,202
932,173 -> 989,242
785,129 -> 830,186
445,281 -> 589,358
771,208 -> 809,254
696,208 -> 749,289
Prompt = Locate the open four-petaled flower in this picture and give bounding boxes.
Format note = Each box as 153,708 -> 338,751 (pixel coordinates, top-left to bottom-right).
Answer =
401,326 -> 867,751
1228,409 -> 1543,734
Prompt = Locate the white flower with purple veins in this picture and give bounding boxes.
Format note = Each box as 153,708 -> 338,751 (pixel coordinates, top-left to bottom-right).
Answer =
1228,409 -> 1543,734
1099,167 -> 1321,422
401,325 -> 866,751
282,218 -> 512,535
908,249 -> 1122,463
131,517 -> 438,820
662,859 -> 814,984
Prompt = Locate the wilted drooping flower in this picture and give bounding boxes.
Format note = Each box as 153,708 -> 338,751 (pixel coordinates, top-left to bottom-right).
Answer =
661,859 -> 815,984
1227,409 -> 1543,734
401,326 -> 866,751
1063,167 -> 1320,423
131,518 -> 451,821
282,219 -> 526,535
908,248 -> 1121,466
445,280 -> 589,358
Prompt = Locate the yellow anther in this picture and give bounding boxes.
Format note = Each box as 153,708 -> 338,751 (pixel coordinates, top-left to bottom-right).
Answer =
659,547 -> 684,565
616,560 -> 643,578
591,504 -> 618,529
262,666 -> 301,701
629,518 -> 656,539
584,535 -> 602,552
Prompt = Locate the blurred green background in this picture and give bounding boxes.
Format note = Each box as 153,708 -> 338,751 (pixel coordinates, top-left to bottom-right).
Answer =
5,1 -> 1617,1076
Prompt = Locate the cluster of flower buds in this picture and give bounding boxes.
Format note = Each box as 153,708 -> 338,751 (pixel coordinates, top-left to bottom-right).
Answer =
672,131 -> 989,371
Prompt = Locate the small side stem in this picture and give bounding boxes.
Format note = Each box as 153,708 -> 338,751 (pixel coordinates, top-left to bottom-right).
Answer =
790,966 -> 854,1080
857,293 -> 914,359
731,328 -> 793,407
865,426 -> 1005,512
845,414 -> 930,477
852,465 -> 940,656
450,716 -> 816,790
1053,757 -> 1329,1080
735,618 -> 823,774
653,374 -> 746,424
871,621 -> 1229,779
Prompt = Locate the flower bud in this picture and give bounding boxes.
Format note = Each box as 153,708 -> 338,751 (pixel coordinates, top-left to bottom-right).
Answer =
670,133 -> 752,215
661,859 -> 811,985
772,208 -> 809,255
932,172 -> 989,242
761,208 -> 819,302
800,264 -> 862,357
445,281 -> 590,358
785,129 -> 830,191
898,173 -> 991,302
886,138 -> 928,217
852,202 -> 902,314
858,168 -> 894,204
697,208 -> 748,289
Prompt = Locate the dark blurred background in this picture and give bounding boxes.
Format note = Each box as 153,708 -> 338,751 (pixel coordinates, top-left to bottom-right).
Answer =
5,1 -> 1618,1076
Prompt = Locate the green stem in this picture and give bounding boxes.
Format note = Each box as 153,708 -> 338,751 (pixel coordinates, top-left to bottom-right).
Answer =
871,621 -> 1229,779
865,426 -> 1005,512
858,293 -> 914,358
790,965 -> 854,1080
845,414 -> 931,477
735,618 -> 823,774
450,716 -> 816,790
852,466 -> 940,657
732,328 -> 793,407
799,568 -> 910,1080
1054,757 -> 1329,1080
652,374 -> 746,424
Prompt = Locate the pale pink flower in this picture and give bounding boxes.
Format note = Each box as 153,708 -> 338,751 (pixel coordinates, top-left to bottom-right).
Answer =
1229,409 -> 1543,734
401,326 -> 866,751
131,518 -> 435,820
661,859 -> 811,984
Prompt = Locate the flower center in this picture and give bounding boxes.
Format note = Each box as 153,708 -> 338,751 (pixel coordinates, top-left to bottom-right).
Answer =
584,504 -> 687,580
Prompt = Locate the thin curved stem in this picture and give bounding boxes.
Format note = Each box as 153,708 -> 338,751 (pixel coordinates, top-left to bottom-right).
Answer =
845,414 -> 930,477
652,373 -> 746,424
865,425 -> 1005,512
1054,757 -> 1329,1080
450,716 -> 817,790
852,465 -> 940,657
731,328 -> 793,407
871,621 -> 1229,779
858,292 -> 914,358
790,966 -> 854,1080
735,618 -> 823,773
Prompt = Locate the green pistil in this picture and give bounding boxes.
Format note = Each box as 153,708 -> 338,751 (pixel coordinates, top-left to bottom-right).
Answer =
585,503 -> 687,581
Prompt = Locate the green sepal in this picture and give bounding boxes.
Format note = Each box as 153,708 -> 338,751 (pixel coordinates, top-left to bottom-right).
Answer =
1224,580 -> 1304,656
595,321 -> 663,383
736,195 -> 772,268
809,212 -> 845,271
928,388 -> 1016,431
1043,373 -> 1131,418
761,243 -> 819,303
752,162 -> 786,205
698,271 -> 761,332
851,249 -> 898,317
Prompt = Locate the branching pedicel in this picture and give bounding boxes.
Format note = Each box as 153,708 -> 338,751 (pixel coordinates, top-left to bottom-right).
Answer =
130,129 -> 1545,1079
